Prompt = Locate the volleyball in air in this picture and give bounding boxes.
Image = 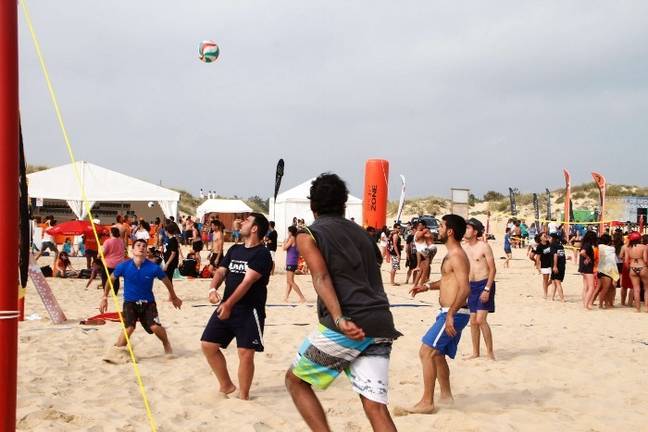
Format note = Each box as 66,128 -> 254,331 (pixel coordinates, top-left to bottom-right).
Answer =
199,40 -> 220,63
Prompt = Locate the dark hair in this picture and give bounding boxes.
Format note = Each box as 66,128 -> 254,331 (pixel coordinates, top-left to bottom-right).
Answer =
308,173 -> 348,216
269,221 -> 275,228
643,234 -> 648,245
250,212 -> 269,241
110,227 -> 120,237
599,233 -> 612,246
442,214 -> 466,241
613,230 -> 624,255
165,222 -> 179,235
287,225 -> 298,237
581,230 -> 598,249
505,227 -> 511,233
132,238 -> 148,248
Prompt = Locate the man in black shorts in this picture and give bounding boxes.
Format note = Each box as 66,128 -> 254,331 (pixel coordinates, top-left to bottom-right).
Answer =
201,212 -> 272,400
99,239 -> 182,362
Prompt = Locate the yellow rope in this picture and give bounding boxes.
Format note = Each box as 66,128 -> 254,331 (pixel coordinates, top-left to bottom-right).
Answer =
20,2 -> 158,430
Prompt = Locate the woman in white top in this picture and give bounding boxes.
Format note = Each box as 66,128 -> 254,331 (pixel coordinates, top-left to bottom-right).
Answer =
596,233 -> 619,309
379,227 -> 389,264
133,220 -> 151,241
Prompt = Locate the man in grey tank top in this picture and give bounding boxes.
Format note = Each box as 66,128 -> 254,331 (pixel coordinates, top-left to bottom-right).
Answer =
285,173 -> 401,432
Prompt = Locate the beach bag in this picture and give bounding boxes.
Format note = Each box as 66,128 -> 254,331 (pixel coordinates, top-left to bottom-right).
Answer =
179,258 -> 198,277
200,265 -> 213,279
78,268 -> 92,279
40,265 -> 53,277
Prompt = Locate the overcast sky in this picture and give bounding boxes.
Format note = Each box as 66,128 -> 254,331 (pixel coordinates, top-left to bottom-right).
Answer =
19,1 -> 648,200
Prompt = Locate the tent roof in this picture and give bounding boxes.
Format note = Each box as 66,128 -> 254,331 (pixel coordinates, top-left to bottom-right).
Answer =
27,161 -> 180,202
197,199 -> 253,217
276,178 -> 362,203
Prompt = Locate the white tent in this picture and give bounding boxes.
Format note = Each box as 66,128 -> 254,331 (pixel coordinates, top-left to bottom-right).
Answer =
196,199 -> 253,220
269,178 -> 362,242
27,161 -> 180,219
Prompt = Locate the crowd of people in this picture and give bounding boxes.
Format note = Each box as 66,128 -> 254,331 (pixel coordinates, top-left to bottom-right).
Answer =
29,175 -> 648,431
525,223 -> 648,312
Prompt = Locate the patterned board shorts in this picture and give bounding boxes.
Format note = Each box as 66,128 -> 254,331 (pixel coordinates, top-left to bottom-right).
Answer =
290,324 -> 393,404
390,255 -> 400,270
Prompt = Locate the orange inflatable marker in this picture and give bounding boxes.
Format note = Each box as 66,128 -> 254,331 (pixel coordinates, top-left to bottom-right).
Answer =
363,159 -> 389,229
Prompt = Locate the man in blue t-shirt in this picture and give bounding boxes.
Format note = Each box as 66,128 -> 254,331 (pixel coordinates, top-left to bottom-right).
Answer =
201,212 -> 272,400
99,239 -> 182,361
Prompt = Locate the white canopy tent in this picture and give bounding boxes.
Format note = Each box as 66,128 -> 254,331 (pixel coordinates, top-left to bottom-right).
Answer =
196,199 -> 253,220
27,161 -> 180,219
269,178 -> 362,242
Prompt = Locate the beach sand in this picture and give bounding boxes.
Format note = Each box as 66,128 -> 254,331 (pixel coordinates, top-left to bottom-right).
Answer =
16,242 -> 648,431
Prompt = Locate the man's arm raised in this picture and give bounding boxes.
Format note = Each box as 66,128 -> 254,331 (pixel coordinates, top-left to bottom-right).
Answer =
297,232 -> 365,340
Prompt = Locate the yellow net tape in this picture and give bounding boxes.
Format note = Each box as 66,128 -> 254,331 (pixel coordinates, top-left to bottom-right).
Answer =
20,1 -> 158,430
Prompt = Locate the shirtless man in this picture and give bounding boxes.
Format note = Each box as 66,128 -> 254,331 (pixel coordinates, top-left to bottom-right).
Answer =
625,231 -> 648,312
210,220 -> 225,268
232,215 -> 243,245
463,218 -> 496,360
403,214 -> 470,414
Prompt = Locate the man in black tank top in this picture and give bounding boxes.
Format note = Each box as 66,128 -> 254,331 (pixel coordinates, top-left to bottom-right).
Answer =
285,173 -> 400,432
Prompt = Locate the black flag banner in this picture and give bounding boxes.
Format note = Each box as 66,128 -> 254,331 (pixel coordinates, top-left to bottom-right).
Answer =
533,193 -> 539,230
19,120 -> 30,288
508,187 -> 518,216
274,159 -> 285,201
545,188 -> 552,220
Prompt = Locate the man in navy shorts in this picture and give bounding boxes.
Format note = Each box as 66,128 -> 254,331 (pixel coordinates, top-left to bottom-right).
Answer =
406,215 -> 471,414
99,239 -> 182,362
463,218 -> 497,360
201,212 -> 272,400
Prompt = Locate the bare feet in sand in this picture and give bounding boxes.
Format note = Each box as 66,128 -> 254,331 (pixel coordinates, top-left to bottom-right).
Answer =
393,401 -> 436,416
163,342 -> 173,355
486,352 -> 496,361
438,394 -> 454,406
220,384 -> 237,397
465,353 -> 480,360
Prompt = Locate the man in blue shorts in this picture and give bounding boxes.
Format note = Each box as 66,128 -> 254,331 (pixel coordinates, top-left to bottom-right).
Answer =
405,214 -> 471,414
463,218 -> 497,360
201,212 -> 272,400
99,239 -> 182,362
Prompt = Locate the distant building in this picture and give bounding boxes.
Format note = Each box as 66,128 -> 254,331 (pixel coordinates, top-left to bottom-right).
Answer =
607,196 -> 648,223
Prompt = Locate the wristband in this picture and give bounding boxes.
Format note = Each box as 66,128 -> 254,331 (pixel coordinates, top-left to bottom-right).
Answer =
484,287 -> 491,292
335,316 -> 352,327
208,288 -> 217,294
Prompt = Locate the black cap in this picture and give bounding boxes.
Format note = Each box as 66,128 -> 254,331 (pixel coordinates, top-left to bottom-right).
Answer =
466,218 -> 485,234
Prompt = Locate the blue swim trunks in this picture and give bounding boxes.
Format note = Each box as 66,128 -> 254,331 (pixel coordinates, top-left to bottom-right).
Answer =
468,279 -> 496,313
421,309 -> 470,359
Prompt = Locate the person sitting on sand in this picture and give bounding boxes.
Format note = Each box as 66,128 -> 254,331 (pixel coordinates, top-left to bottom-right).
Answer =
99,238 -> 182,361
54,251 -> 78,278
201,213 -> 272,400
405,214 -> 471,415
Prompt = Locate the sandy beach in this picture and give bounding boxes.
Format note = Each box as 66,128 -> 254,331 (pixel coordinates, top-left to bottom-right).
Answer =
16,242 -> 648,431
